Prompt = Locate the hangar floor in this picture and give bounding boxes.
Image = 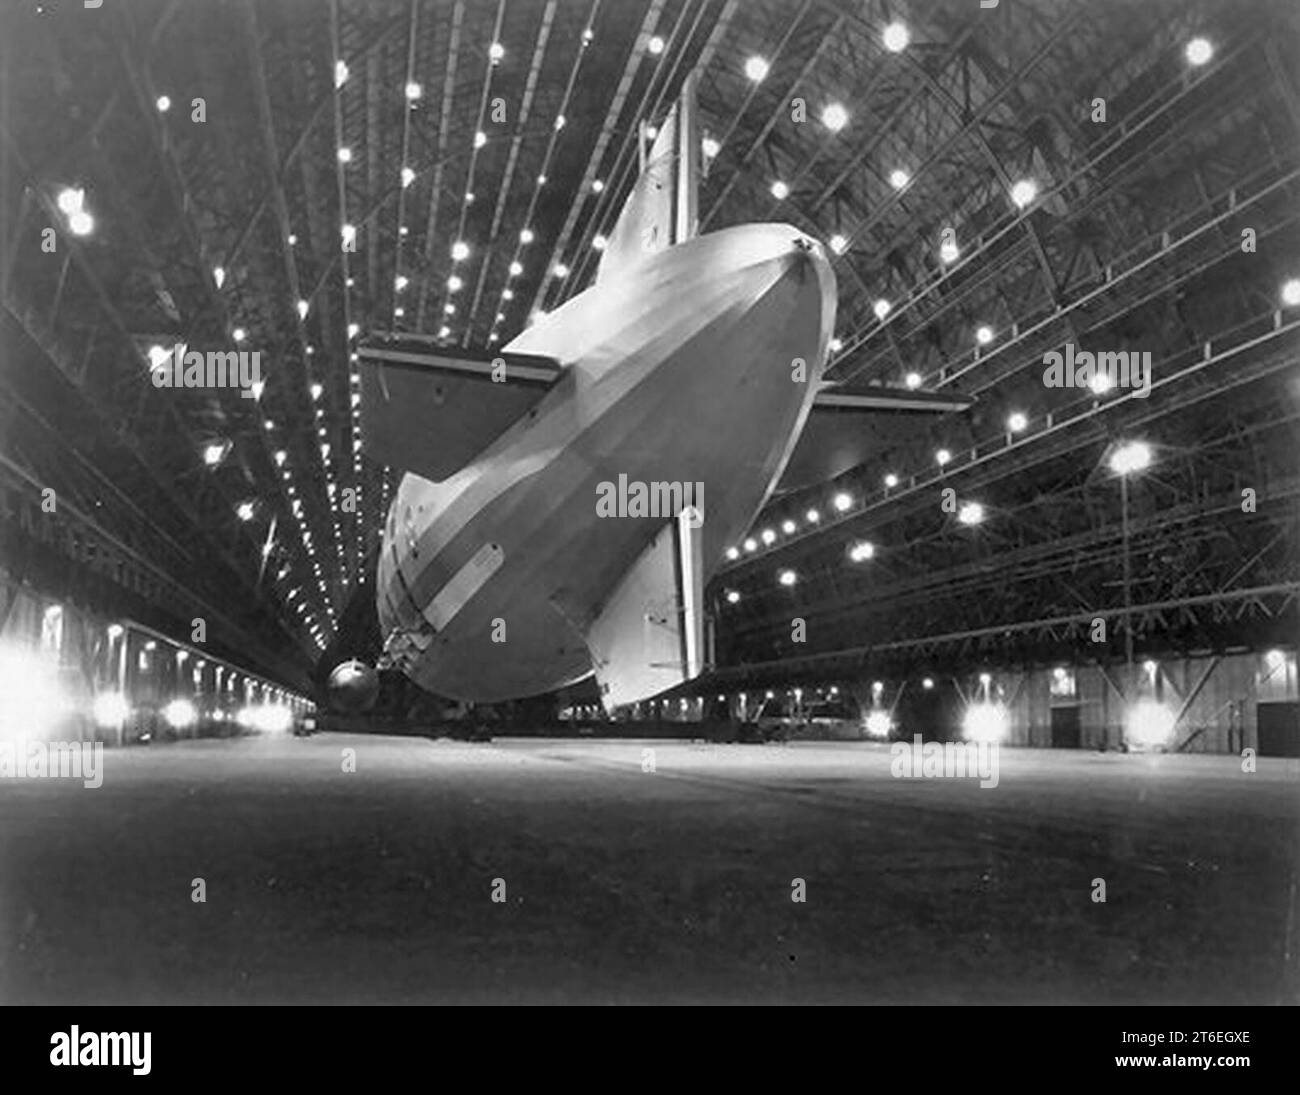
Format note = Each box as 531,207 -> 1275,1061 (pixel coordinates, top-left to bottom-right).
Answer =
1,734 -> 1295,1004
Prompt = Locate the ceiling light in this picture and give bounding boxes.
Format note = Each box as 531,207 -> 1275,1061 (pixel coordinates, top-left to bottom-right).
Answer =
821,103 -> 848,131
806,508 -> 820,523
593,235 -> 608,250
975,325 -> 994,345
202,443 -> 225,466
347,323 -> 359,338
236,502 -> 255,522
957,501 -> 984,526
438,325 -> 451,339
553,263 -> 569,278
777,569 -> 797,587
69,210 -> 94,235
395,275 -> 408,291
451,240 -> 470,261
939,235 -> 959,263
848,540 -> 875,563
829,233 -> 848,254
297,299 -> 309,319
443,304 -> 454,315
489,41 -> 505,63
744,56 -> 769,82
726,590 -> 741,604
1109,441 -> 1152,475
702,136 -> 720,158
1010,179 -> 1038,208
592,179 -> 605,193
1007,412 -> 1028,433
447,274 -> 463,291
770,180 -> 789,200
888,168 -> 910,190
334,60 -> 349,88
648,35 -> 665,55
936,449 -> 951,466
829,337 -> 842,353
781,520 -> 797,535
502,289 -> 514,300
474,131 -> 487,148
884,473 -> 898,488
57,187 -> 84,214
873,299 -> 891,320
337,147 -> 352,163
833,492 -> 852,512
232,327 -> 246,342
1280,278 -> 1300,307
1185,37 -> 1213,66
405,81 -> 422,101
520,228 -> 534,244
743,538 -> 757,553
554,115 -> 566,130
156,95 -> 171,112
882,21 -> 910,52
401,166 -> 416,188
213,265 -> 225,288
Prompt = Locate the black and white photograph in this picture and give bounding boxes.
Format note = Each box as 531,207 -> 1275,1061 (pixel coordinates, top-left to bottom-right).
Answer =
0,0 -> 1297,1040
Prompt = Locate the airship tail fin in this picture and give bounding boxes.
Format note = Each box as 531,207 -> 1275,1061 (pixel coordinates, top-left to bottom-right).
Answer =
586,506 -> 706,711
358,334 -> 563,482
597,71 -> 700,284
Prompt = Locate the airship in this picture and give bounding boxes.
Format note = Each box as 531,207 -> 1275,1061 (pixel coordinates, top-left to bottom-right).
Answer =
356,74 -> 969,711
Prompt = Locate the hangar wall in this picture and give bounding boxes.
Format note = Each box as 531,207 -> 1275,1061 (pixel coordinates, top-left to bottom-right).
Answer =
983,651 -> 1297,754
0,568 -> 311,744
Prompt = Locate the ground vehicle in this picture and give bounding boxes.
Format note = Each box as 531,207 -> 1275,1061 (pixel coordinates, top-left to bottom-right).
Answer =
749,696 -> 867,741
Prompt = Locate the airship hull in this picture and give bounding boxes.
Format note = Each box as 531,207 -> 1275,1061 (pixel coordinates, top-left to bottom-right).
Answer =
376,222 -> 836,702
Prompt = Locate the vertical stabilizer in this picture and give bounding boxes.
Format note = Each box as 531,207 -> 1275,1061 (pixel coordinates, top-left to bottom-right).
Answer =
597,73 -> 700,283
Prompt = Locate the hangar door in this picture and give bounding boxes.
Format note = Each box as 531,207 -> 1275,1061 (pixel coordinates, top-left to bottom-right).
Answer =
1257,702 -> 1300,757
1050,706 -> 1081,748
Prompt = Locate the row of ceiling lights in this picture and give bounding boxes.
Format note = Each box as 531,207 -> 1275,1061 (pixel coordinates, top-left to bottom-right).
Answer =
726,439 -> 1158,596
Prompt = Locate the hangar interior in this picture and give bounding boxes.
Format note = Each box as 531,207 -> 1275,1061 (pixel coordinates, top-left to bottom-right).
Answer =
0,0 -> 1298,1006
2,0 -> 1296,751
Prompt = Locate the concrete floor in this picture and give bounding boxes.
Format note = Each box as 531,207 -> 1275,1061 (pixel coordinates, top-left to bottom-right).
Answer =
1,733 -> 1296,1004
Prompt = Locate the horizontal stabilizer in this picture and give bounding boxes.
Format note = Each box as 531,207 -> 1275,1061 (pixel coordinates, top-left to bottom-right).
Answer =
587,508 -> 705,711
358,333 -> 563,482
776,382 -> 974,493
